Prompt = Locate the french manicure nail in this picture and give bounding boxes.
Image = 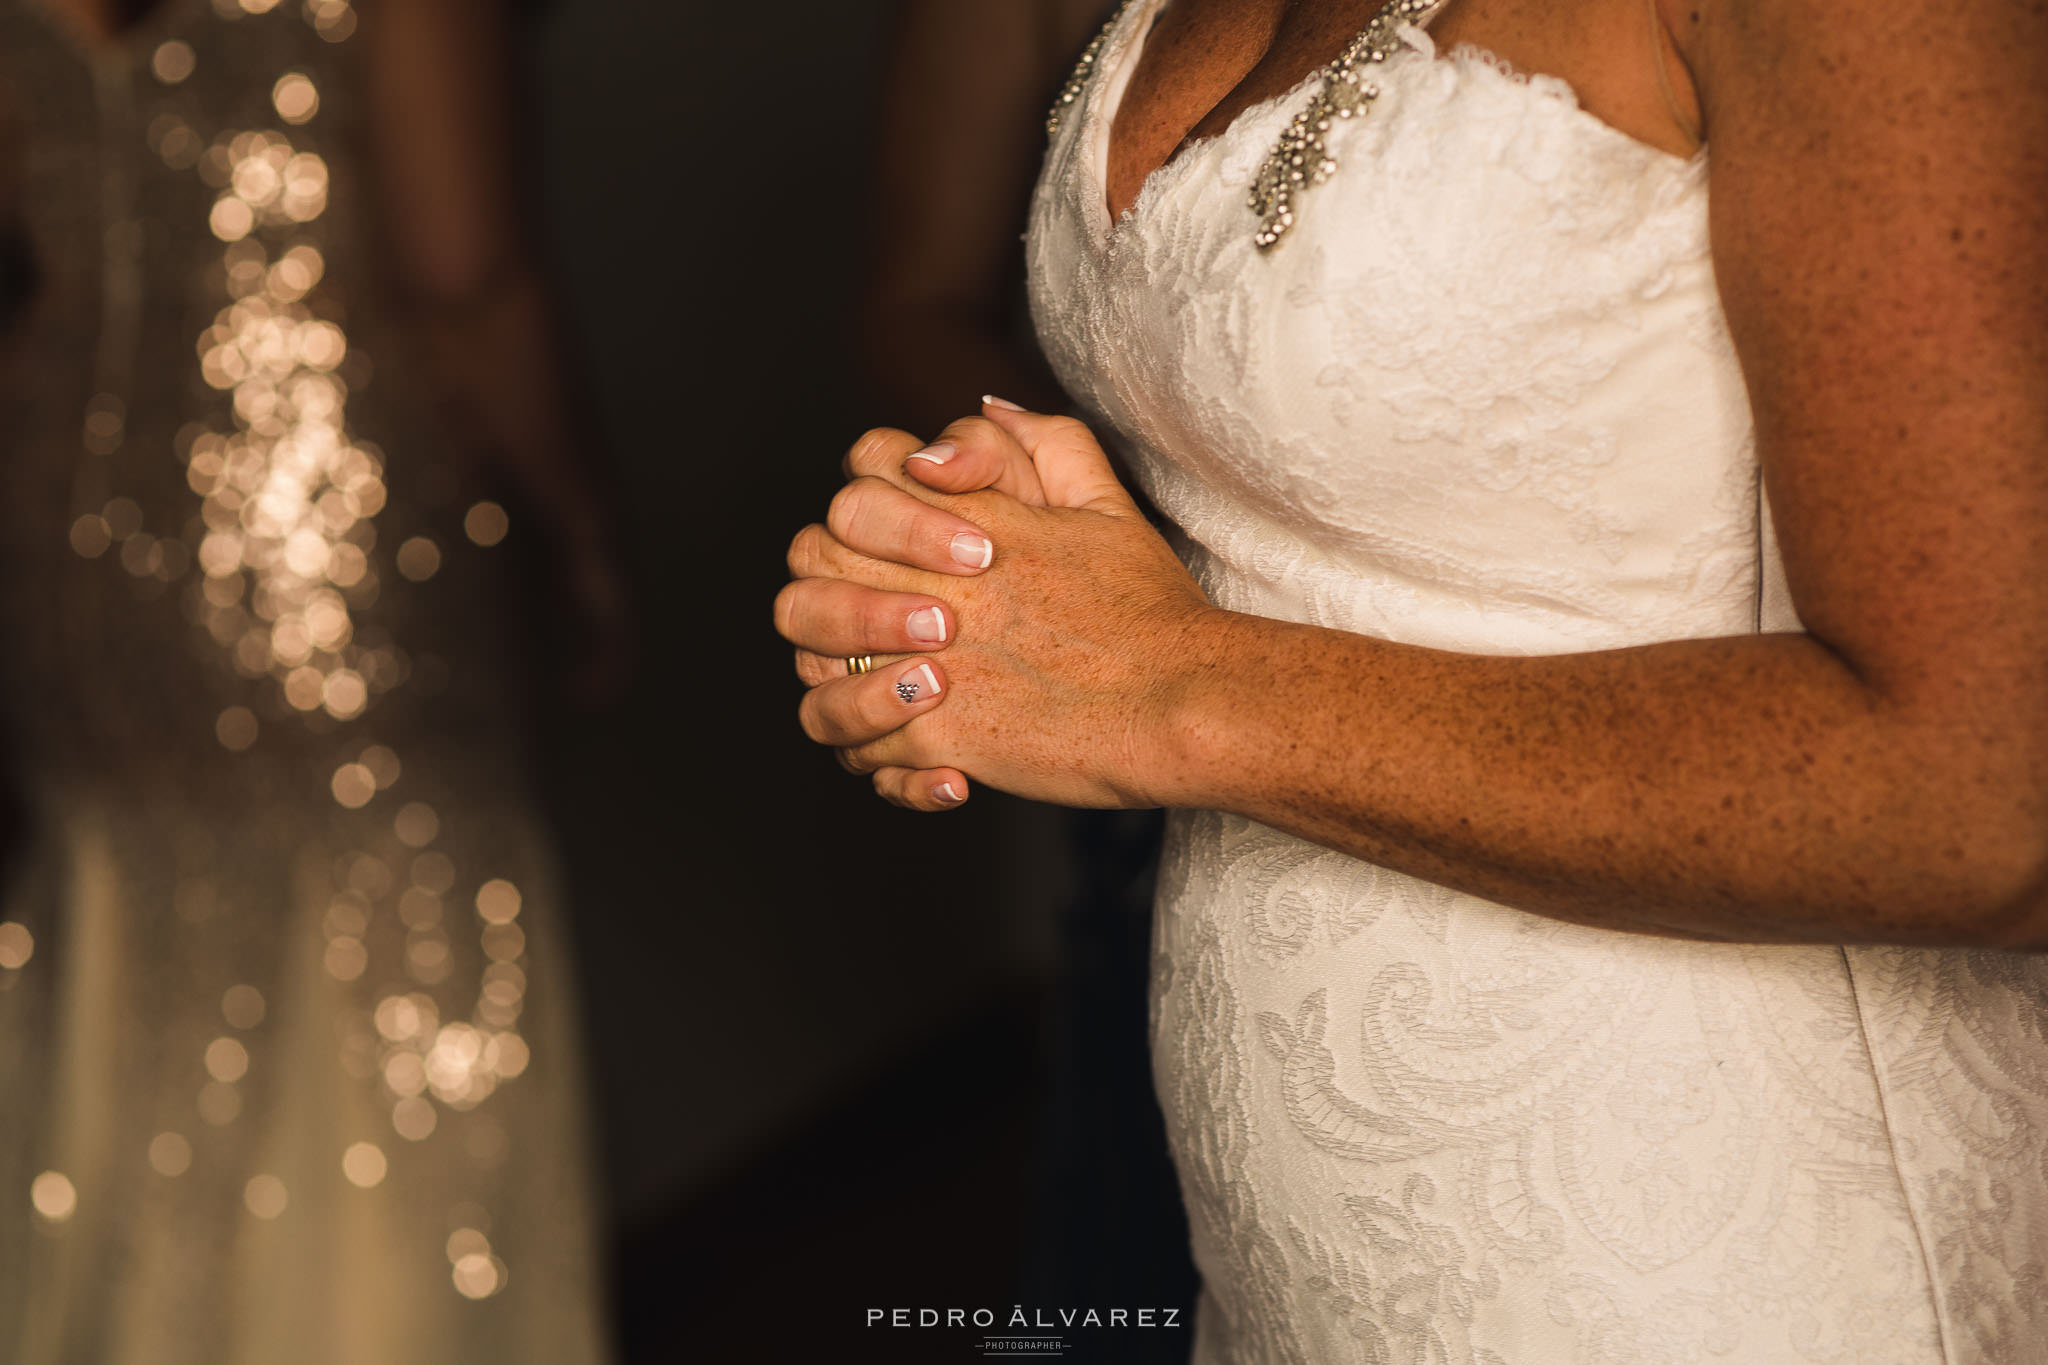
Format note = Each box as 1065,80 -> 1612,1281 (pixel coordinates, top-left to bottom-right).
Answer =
894,663 -> 943,704
907,607 -> 948,644
934,781 -> 964,805
949,533 -> 993,570
981,393 -> 1025,412
907,442 -> 956,466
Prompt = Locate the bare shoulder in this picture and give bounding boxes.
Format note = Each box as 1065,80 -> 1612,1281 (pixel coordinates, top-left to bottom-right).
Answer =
1678,0 -> 2047,483
1674,0 -> 2046,147
1676,0 -> 2047,741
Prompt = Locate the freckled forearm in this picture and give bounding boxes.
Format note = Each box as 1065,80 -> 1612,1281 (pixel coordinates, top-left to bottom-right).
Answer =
1146,608 -> 2044,946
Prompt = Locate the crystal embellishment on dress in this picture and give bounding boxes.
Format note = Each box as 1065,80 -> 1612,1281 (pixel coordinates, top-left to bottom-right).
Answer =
1250,0 -> 1451,250
1047,0 -> 1136,137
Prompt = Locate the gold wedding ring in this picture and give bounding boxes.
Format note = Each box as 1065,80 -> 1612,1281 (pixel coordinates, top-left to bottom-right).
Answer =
845,655 -> 874,676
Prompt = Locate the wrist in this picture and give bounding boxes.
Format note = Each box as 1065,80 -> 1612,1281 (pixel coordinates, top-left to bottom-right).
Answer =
1131,605 -> 1254,810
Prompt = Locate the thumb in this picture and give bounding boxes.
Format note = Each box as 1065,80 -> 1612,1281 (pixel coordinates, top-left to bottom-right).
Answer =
904,415 -> 1048,506
976,396 -> 1138,515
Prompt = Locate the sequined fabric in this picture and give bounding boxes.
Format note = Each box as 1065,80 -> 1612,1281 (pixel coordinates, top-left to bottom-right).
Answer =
1243,0 -> 1451,249
1028,1 -> 2048,1361
0,3 -> 607,1361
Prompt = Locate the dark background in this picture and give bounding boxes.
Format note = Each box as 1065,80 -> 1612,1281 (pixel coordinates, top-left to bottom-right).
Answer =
522,2 -> 1191,1359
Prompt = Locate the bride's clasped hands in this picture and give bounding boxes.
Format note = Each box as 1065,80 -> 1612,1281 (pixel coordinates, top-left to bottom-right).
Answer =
777,397 -> 2048,949
778,399 -> 1224,813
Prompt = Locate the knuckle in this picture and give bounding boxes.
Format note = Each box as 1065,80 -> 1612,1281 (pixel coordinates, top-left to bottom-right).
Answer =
786,523 -> 827,578
845,427 -> 914,477
952,487 -> 1008,525
942,415 -> 1001,446
864,592 -> 909,646
824,482 -> 860,532
826,478 -> 887,540
860,674 -> 901,734
796,692 -> 828,745
771,581 -> 803,640
925,505 -> 979,559
941,417 -> 1011,469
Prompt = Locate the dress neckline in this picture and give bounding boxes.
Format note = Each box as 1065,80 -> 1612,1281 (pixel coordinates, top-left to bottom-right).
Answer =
1090,0 -> 1271,230
1093,0 -> 1445,231
1082,0 -> 1703,246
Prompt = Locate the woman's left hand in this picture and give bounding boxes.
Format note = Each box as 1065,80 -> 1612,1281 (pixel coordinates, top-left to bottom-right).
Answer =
779,406 -> 1218,810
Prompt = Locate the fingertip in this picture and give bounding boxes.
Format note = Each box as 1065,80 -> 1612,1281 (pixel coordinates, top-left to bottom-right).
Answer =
871,767 -> 915,809
977,398 -> 1028,436
947,530 -> 994,573
872,766 -> 968,812
891,657 -> 945,705
905,603 -> 950,646
974,396 -> 1051,450
903,443 -> 984,494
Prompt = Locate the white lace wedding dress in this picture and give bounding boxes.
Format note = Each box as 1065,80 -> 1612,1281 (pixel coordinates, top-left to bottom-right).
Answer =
1027,2 -> 2048,1362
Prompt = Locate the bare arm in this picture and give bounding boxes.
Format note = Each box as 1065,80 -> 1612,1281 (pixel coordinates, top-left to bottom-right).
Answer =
1139,0 -> 2048,945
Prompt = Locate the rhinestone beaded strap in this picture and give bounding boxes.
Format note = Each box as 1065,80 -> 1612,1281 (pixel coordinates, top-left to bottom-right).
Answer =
1047,0 -> 1137,137
1047,0 -> 1450,252
1250,0 -> 1450,249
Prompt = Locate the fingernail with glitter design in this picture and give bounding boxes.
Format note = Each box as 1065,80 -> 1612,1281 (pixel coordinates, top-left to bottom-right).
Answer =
895,663 -> 943,705
906,606 -> 948,644
981,394 -> 1026,412
949,533 -> 993,570
934,781 -> 965,806
907,442 -> 955,467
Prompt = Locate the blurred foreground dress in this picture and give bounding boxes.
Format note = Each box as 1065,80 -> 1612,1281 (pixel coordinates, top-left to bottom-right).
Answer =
0,3 -> 608,1360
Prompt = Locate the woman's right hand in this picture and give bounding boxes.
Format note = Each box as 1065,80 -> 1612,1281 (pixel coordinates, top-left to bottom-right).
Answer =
779,399 -> 1060,808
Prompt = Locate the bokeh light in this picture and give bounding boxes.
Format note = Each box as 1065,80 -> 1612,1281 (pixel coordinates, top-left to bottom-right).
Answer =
222,984 -> 267,1029
30,1172 -> 77,1223
152,40 -> 197,84
244,1174 -> 288,1220
148,1133 -> 194,1177
341,1141 -> 388,1189
272,72 -> 319,124
0,921 -> 33,970
57,0 -> 538,1303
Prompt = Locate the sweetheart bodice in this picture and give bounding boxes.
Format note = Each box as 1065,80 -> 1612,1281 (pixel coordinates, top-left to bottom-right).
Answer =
1031,0 -> 1778,657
